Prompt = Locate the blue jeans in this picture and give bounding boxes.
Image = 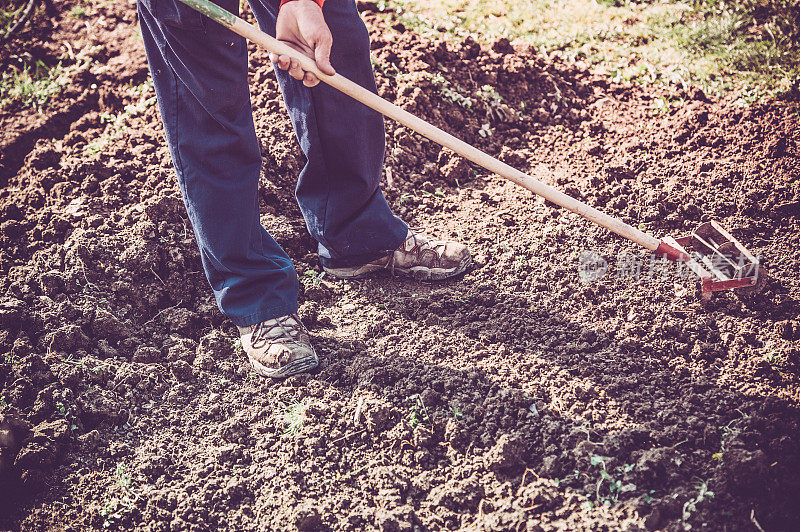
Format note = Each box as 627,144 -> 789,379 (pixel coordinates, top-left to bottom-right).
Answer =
137,0 -> 408,326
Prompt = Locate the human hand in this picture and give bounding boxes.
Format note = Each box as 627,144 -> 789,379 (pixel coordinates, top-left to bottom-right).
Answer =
270,0 -> 335,87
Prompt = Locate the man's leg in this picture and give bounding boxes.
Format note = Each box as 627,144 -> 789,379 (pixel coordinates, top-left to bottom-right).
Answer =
137,0 -> 299,327
249,0 -> 409,269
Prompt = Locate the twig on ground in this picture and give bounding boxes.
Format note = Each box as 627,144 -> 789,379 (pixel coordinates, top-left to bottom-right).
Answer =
1,0 -> 54,43
150,266 -> 166,287
750,509 -> 766,532
353,394 -> 365,424
1,0 -> 38,43
330,428 -> 367,445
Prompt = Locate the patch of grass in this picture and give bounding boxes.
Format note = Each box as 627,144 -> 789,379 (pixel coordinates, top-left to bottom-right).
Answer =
281,399 -> 309,434
387,0 -> 800,98
80,80 -> 156,158
70,5 -> 88,18
762,348 -> 787,366
99,463 -> 139,529
0,60 -> 69,111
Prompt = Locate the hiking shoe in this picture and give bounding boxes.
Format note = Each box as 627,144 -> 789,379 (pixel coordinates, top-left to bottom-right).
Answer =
324,229 -> 471,281
237,314 -> 318,378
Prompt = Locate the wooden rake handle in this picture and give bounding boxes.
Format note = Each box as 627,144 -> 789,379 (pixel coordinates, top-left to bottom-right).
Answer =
178,0 -> 662,253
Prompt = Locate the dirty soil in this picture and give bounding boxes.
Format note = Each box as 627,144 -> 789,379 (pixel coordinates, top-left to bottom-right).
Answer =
1,0 -> 799,530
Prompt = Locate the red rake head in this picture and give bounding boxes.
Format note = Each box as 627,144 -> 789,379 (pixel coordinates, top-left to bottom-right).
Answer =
660,221 -> 766,300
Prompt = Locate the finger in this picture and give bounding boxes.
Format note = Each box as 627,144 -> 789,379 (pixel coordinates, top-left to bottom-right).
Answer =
313,34 -> 335,76
302,71 -> 319,87
274,54 -> 291,71
288,59 -> 305,81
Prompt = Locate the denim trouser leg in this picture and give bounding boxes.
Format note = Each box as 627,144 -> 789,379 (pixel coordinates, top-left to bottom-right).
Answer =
248,0 -> 408,268
138,0 -> 298,327
137,0 -> 407,327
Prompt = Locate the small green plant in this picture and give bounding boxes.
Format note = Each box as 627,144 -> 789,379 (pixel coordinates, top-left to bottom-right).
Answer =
83,139 -> 108,157
230,337 -> 243,353
100,498 -> 125,529
712,415 -> 748,461
399,193 -> 415,205
478,123 -> 492,138
420,188 -> 445,198
642,489 -> 658,505
407,394 -> 431,429
281,400 -> 308,434
682,481 -> 715,522
430,72 -> 474,109
762,349 -> 786,366
301,269 -> 324,288
450,405 -> 464,420
553,469 -> 581,487
98,462 -> 139,528
3,353 -> 21,365
115,464 -> 133,489
589,456 -> 637,505
70,5 -> 88,18
55,401 -> 79,431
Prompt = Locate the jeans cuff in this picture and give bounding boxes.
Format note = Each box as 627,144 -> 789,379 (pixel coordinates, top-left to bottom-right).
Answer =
318,228 -> 408,268
228,301 -> 299,328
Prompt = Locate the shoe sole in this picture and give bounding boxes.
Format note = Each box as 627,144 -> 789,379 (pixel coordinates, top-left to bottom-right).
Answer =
325,256 -> 472,282
323,263 -> 386,280
248,353 -> 319,379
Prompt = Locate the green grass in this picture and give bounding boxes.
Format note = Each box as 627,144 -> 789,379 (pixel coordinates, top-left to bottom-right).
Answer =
1,1 -> 27,37
281,400 -> 309,434
70,5 -> 88,18
385,0 -> 800,99
407,394 -> 431,429
0,60 -> 69,111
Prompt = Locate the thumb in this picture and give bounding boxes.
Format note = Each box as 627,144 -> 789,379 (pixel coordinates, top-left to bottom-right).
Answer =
314,35 -> 335,76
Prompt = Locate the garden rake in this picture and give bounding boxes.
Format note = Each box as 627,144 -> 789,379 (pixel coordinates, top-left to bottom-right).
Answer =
177,0 -> 766,300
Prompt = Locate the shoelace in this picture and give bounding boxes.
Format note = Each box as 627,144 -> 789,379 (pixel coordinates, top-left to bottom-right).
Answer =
251,314 -> 302,349
387,229 -> 422,276
387,229 -> 447,275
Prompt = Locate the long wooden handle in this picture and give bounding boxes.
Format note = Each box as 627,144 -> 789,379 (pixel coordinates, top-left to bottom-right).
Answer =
178,0 -> 662,252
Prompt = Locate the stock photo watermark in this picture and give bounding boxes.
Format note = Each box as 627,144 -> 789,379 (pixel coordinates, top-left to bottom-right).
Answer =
577,250 -> 762,284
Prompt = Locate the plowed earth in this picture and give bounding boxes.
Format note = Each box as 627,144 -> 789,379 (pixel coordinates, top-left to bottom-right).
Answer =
1,1 -> 799,530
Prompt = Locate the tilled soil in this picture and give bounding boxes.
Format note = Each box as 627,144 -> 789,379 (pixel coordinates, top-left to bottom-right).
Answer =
1,1 -> 799,530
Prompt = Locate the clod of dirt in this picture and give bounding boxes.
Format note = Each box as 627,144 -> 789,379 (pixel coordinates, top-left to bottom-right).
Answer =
484,433 -> 525,471
293,500 -> 324,531
718,449 -> 768,491
428,474 -> 484,511
0,413 -> 32,475
438,149 -> 471,186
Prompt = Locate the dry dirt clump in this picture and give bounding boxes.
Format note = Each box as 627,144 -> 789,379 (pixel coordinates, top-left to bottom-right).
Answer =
2,0 -> 800,531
